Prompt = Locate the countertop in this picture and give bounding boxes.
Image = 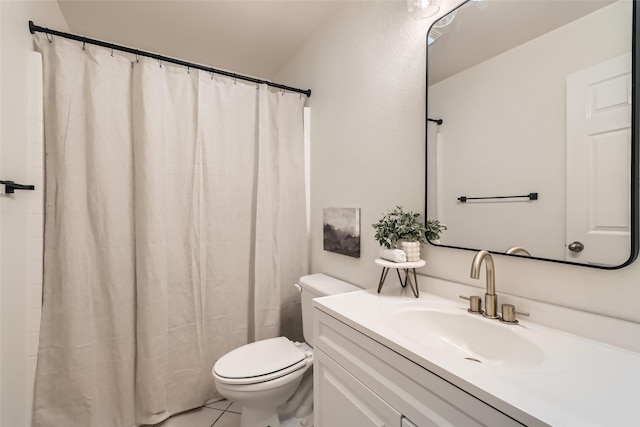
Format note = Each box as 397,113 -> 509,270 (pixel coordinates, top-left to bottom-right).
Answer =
314,287 -> 640,426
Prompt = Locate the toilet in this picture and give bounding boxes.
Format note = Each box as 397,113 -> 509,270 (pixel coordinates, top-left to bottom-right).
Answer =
212,274 -> 360,427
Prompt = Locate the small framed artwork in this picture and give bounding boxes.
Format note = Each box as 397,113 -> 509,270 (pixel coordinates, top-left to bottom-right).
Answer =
323,207 -> 361,258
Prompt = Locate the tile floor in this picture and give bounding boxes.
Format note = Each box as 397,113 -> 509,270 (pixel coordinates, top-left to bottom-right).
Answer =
155,399 -> 241,427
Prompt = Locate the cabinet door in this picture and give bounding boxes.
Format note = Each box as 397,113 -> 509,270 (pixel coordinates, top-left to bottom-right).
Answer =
315,349 -> 402,427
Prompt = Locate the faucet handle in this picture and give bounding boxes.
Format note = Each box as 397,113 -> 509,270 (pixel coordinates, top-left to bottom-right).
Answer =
500,303 -> 529,324
459,295 -> 483,314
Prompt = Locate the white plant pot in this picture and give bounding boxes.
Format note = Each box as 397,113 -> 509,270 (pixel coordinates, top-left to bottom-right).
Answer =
398,240 -> 421,262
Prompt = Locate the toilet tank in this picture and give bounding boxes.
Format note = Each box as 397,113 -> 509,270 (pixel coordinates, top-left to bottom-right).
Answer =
298,273 -> 360,346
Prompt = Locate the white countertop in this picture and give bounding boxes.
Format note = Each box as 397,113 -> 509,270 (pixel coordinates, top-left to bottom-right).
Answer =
314,288 -> 640,427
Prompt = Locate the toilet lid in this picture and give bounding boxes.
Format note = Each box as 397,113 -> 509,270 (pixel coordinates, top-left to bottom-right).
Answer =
213,337 -> 308,383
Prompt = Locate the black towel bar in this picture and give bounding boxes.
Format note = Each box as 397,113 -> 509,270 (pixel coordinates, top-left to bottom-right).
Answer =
458,192 -> 538,203
0,180 -> 35,194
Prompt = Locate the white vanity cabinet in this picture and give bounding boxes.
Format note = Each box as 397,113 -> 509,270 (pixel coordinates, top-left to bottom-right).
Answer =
315,348 -> 401,426
313,308 -> 524,427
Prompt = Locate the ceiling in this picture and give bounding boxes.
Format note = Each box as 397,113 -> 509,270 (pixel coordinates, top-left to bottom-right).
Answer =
56,0 -> 348,80
428,0 -> 615,84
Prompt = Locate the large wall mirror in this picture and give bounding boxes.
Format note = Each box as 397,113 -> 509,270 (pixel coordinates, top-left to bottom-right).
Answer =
426,0 -> 638,268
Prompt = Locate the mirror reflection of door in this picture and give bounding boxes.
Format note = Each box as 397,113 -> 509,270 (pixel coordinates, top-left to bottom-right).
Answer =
566,53 -> 632,266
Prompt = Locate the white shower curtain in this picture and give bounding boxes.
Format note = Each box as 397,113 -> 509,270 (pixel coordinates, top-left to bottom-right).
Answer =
33,35 -> 308,427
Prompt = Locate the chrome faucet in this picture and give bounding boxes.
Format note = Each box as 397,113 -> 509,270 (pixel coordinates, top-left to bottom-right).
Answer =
470,250 -> 499,319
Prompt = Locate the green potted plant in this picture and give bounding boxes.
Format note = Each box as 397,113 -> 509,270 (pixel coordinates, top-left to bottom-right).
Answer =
372,207 -> 448,262
372,206 -> 427,262
426,219 -> 447,243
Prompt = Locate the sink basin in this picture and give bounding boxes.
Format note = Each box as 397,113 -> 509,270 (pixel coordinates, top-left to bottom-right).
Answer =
390,307 -> 544,368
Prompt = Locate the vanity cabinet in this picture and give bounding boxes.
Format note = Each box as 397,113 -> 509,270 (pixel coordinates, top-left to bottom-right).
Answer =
315,348 -> 401,426
313,308 -> 524,427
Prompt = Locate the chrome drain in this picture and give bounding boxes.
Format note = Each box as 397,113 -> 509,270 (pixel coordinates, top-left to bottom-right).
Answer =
464,357 -> 482,363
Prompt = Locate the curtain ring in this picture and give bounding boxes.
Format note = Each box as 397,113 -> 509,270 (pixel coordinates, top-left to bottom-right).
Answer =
46,33 -> 53,43
82,41 -> 86,51
110,48 -> 114,57
210,71 -> 214,80
159,60 -> 162,68
187,66 -> 190,74
135,54 -> 139,63
281,88 -> 285,96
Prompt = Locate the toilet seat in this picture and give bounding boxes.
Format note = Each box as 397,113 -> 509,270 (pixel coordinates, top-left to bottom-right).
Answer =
213,337 -> 312,386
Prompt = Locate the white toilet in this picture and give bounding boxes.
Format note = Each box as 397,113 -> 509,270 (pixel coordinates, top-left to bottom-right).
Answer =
212,273 -> 360,427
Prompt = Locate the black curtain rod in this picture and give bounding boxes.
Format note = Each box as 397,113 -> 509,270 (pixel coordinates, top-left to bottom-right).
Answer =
28,21 -> 312,98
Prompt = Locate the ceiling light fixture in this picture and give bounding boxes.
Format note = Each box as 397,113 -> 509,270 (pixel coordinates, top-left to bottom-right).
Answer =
433,10 -> 457,28
407,0 -> 441,20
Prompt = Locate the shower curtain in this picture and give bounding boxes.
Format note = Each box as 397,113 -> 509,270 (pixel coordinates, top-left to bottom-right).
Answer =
32,35 -> 308,427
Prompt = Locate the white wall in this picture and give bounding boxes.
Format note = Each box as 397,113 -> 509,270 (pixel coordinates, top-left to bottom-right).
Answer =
276,0 -> 640,328
0,2 -> 68,426
0,4 -> 3,422
275,0 -> 432,285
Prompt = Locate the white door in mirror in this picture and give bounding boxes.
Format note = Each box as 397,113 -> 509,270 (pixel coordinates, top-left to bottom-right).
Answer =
566,52 -> 632,266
